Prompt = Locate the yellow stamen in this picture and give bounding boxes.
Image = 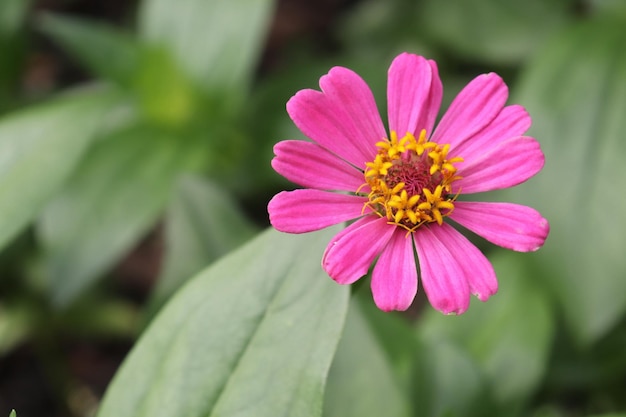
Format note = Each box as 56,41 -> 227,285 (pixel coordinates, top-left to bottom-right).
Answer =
360,129 -> 463,232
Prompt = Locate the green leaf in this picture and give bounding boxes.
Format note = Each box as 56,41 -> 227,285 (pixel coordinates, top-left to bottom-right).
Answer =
38,126 -> 189,306
37,13 -> 141,88
8,410 -> 16,417
511,16 -> 626,344
137,0 -> 275,104
0,0 -> 29,35
587,415 -> 626,417
147,175 -> 258,316
323,301 -> 410,417
586,0 -> 626,16
418,0 -> 572,64
0,302 -> 32,356
0,0 -> 30,106
131,45 -> 198,127
97,227 -> 349,417
0,86 -> 121,251
355,291 -> 419,388
411,337 -> 491,417
418,251 -> 554,413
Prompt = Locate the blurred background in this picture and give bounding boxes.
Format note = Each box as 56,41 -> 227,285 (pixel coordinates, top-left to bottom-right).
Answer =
0,0 -> 625,416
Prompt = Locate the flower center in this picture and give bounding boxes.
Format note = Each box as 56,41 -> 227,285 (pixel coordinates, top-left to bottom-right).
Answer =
362,130 -> 463,232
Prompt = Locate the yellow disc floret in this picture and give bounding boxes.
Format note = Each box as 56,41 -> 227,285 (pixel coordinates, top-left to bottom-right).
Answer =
363,130 -> 462,232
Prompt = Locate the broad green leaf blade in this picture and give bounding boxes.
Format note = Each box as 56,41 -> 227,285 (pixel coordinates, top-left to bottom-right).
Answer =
147,175 -> 258,316
418,251 -> 554,413
39,126 -> 189,306
418,0 -> 572,64
323,301 -> 410,417
511,17 -> 626,344
37,13 -> 141,88
97,227 -> 350,417
0,86 -> 121,251
138,0 -> 275,102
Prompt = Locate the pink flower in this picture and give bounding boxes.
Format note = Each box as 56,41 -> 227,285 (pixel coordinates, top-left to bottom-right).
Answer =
267,53 -> 549,314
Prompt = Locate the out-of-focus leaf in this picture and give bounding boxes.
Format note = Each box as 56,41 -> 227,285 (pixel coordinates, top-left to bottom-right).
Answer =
60,296 -> 138,339
37,13 -> 202,128
147,175 -> 258,316
138,0 -> 275,105
8,410 -> 16,417
0,0 -> 30,106
411,337 -> 491,417
97,227 -> 349,417
338,0 -> 433,62
510,17 -> 626,344
419,251 -> 554,413
0,302 -> 32,356
0,0 -> 29,35
355,291 -> 419,387
588,414 -> 626,417
544,316 -> 626,403
323,301 -> 410,417
38,126 -> 191,307
131,46 -> 197,128
586,0 -> 626,16
418,0 -> 572,64
0,86 -> 121,251
37,13 -> 141,88
589,413 -> 626,417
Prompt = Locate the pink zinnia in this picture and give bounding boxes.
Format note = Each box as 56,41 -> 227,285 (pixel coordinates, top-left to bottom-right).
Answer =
268,53 -> 549,314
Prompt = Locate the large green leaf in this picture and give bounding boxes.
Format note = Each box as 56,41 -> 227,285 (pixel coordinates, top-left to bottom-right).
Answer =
418,0 -> 572,64
0,86 -> 120,251
418,251 -> 554,414
137,0 -> 275,103
147,175 -> 258,316
510,17 -> 626,344
323,301 -> 410,417
97,227 -> 349,417
38,126 -> 191,306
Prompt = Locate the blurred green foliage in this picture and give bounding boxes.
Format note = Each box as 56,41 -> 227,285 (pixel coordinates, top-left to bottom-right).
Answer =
1,0 -> 626,416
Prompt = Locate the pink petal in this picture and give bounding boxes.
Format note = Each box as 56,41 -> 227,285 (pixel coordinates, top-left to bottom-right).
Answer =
431,73 -> 508,148
322,216 -> 394,285
287,67 -> 386,169
413,225 -> 471,314
371,228 -> 418,311
423,60 -> 443,135
387,53 -> 437,137
451,201 -> 550,252
272,140 -> 365,191
449,104 -> 532,160
453,136 -> 545,194
268,190 -> 367,233
432,223 -> 498,302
